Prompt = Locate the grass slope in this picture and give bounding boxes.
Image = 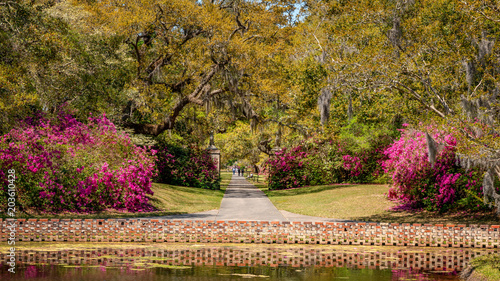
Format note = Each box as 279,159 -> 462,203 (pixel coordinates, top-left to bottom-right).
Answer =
264,184 -> 395,220
147,183 -> 224,214
263,184 -> 500,224
147,171 -> 232,214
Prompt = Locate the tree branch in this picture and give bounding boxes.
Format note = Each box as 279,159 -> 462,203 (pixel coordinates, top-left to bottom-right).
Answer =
391,81 -> 446,118
126,64 -> 222,135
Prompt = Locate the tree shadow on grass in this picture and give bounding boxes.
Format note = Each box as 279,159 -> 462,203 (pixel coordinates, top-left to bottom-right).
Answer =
351,210 -> 500,225
153,183 -> 225,194
264,184 -> 359,197
0,210 -> 189,220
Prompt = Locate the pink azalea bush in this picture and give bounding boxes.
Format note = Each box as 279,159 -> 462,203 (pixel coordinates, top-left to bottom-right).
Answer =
0,110 -> 157,213
342,154 -> 362,177
336,141 -> 389,183
265,146 -> 309,190
265,137 -> 390,190
155,144 -> 220,189
383,127 -> 489,212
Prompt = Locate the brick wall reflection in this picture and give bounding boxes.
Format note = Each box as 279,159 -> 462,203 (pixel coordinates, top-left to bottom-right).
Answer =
1,244 -> 498,272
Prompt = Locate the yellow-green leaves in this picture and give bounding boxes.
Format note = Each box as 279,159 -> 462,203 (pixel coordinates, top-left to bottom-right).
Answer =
73,0 -> 299,137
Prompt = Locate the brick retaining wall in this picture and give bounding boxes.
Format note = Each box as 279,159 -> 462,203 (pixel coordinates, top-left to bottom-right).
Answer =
1,219 -> 499,248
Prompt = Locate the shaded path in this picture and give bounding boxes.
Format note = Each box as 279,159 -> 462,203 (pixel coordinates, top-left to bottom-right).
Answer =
215,175 -> 286,221
155,175 -> 352,222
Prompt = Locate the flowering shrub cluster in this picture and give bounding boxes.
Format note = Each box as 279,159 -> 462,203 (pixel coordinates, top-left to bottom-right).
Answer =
265,123 -> 496,213
342,155 -> 362,177
383,127 -> 493,212
265,136 -> 390,190
0,110 -> 157,213
336,142 -> 389,184
155,144 -> 220,190
266,146 -> 309,190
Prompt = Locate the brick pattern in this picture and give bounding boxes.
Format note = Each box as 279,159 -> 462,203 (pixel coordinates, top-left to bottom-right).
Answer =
1,219 -> 499,248
0,245 -> 497,272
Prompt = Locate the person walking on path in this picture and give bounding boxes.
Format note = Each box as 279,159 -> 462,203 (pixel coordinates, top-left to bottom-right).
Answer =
237,167 -> 240,176
240,167 -> 245,177
232,167 -> 235,175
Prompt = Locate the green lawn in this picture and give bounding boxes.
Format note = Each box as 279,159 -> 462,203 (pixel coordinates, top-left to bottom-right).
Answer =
264,184 -> 396,220
147,171 -> 232,214
219,171 -> 232,189
263,184 -> 500,224
146,183 -> 224,215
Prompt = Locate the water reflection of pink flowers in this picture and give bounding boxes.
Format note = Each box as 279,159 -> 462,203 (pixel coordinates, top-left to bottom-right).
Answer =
24,265 -> 38,279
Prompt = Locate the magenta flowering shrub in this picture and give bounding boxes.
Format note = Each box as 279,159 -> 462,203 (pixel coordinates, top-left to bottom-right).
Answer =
0,110 -> 157,213
265,146 -> 309,190
265,137 -> 390,190
383,127 -> 494,212
342,155 -> 362,177
338,147 -> 387,183
156,144 -> 220,189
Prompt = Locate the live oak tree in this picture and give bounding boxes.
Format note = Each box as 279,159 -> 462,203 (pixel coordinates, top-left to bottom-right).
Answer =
0,0 -> 133,133
383,0 -> 500,213
77,0 -> 299,136
215,121 -> 266,170
305,0 -> 500,213
296,0 -> 407,134
0,0 -> 80,132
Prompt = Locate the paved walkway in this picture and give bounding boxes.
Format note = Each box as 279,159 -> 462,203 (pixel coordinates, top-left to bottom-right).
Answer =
216,176 -> 286,221
155,175 -> 352,222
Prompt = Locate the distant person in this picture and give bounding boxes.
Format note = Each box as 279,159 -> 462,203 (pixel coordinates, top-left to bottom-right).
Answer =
232,167 -> 235,175
241,167 -> 245,177
237,168 -> 240,176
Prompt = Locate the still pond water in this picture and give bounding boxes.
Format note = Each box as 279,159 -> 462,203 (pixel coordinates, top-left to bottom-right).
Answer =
1,243 -> 497,280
